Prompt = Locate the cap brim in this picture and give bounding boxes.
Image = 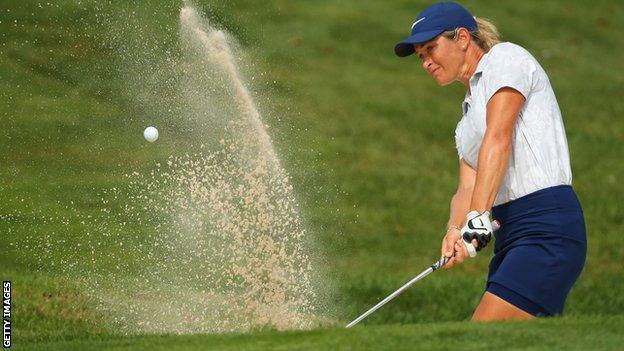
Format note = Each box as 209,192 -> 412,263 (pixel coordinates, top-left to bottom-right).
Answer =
394,29 -> 444,57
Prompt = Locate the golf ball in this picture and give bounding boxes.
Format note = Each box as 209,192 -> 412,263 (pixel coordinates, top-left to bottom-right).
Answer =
144,126 -> 159,142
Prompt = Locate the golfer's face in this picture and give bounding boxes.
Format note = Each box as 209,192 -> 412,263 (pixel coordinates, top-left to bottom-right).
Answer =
415,36 -> 462,86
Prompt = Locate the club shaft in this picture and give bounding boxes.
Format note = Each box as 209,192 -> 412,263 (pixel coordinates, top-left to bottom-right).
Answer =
345,220 -> 500,329
345,266 -> 435,328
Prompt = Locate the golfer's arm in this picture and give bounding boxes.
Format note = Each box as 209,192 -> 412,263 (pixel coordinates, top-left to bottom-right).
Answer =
470,88 -> 525,213
447,158 -> 476,229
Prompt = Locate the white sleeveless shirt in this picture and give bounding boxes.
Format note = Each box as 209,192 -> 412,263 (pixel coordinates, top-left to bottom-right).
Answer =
454,42 -> 572,206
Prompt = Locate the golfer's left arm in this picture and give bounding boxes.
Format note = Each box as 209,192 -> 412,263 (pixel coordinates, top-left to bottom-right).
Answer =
470,88 -> 525,212
453,88 -> 525,259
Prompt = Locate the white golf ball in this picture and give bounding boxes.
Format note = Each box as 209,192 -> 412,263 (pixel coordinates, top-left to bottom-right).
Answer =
143,126 -> 159,142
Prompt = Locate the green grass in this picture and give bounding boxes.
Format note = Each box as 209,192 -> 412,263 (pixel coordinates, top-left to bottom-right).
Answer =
2,0 -> 624,349
19,315 -> 624,350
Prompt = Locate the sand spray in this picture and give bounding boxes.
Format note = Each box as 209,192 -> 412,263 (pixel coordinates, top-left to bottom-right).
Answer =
24,3 -> 331,334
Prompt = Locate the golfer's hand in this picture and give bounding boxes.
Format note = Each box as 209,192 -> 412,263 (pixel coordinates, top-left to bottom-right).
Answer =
460,211 -> 494,257
441,228 -> 477,269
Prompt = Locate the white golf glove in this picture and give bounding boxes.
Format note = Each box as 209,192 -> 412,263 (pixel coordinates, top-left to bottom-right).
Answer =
460,210 -> 494,258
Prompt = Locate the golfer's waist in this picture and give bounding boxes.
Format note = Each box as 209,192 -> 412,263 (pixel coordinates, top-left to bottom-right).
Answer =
492,185 -> 582,224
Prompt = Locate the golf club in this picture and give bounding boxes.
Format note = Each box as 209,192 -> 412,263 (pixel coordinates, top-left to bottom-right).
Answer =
345,220 -> 500,328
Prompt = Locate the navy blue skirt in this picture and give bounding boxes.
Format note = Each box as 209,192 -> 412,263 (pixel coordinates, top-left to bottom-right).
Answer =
486,185 -> 586,316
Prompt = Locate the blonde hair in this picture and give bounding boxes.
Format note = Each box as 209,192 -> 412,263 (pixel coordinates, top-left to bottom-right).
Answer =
441,17 -> 501,52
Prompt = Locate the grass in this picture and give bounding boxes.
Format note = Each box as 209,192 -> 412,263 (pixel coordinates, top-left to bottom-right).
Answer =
1,0 -> 623,349
20,315 -> 624,350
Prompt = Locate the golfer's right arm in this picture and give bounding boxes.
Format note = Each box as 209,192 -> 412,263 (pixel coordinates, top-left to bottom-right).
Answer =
442,158 -> 477,269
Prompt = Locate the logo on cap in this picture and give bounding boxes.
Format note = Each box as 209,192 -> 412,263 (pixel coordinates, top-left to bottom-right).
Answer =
411,17 -> 426,30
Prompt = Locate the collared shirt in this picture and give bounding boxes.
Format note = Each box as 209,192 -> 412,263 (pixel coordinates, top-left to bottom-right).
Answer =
454,42 -> 572,206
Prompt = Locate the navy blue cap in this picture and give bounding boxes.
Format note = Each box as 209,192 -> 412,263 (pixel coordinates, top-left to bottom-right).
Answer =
394,2 -> 477,57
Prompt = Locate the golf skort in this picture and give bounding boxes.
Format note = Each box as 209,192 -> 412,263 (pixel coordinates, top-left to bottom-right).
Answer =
487,185 -> 586,316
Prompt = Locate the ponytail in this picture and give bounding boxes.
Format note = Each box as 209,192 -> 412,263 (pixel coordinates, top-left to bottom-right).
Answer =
471,17 -> 500,52
441,17 -> 501,52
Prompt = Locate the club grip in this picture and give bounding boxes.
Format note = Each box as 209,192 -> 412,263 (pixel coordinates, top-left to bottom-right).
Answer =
492,220 -> 501,231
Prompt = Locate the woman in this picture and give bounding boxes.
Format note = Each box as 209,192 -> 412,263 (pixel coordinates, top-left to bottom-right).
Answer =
394,2 -> 586,321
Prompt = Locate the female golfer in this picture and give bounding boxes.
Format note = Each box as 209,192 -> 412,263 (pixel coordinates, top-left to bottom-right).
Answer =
394,2 -> 586,321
